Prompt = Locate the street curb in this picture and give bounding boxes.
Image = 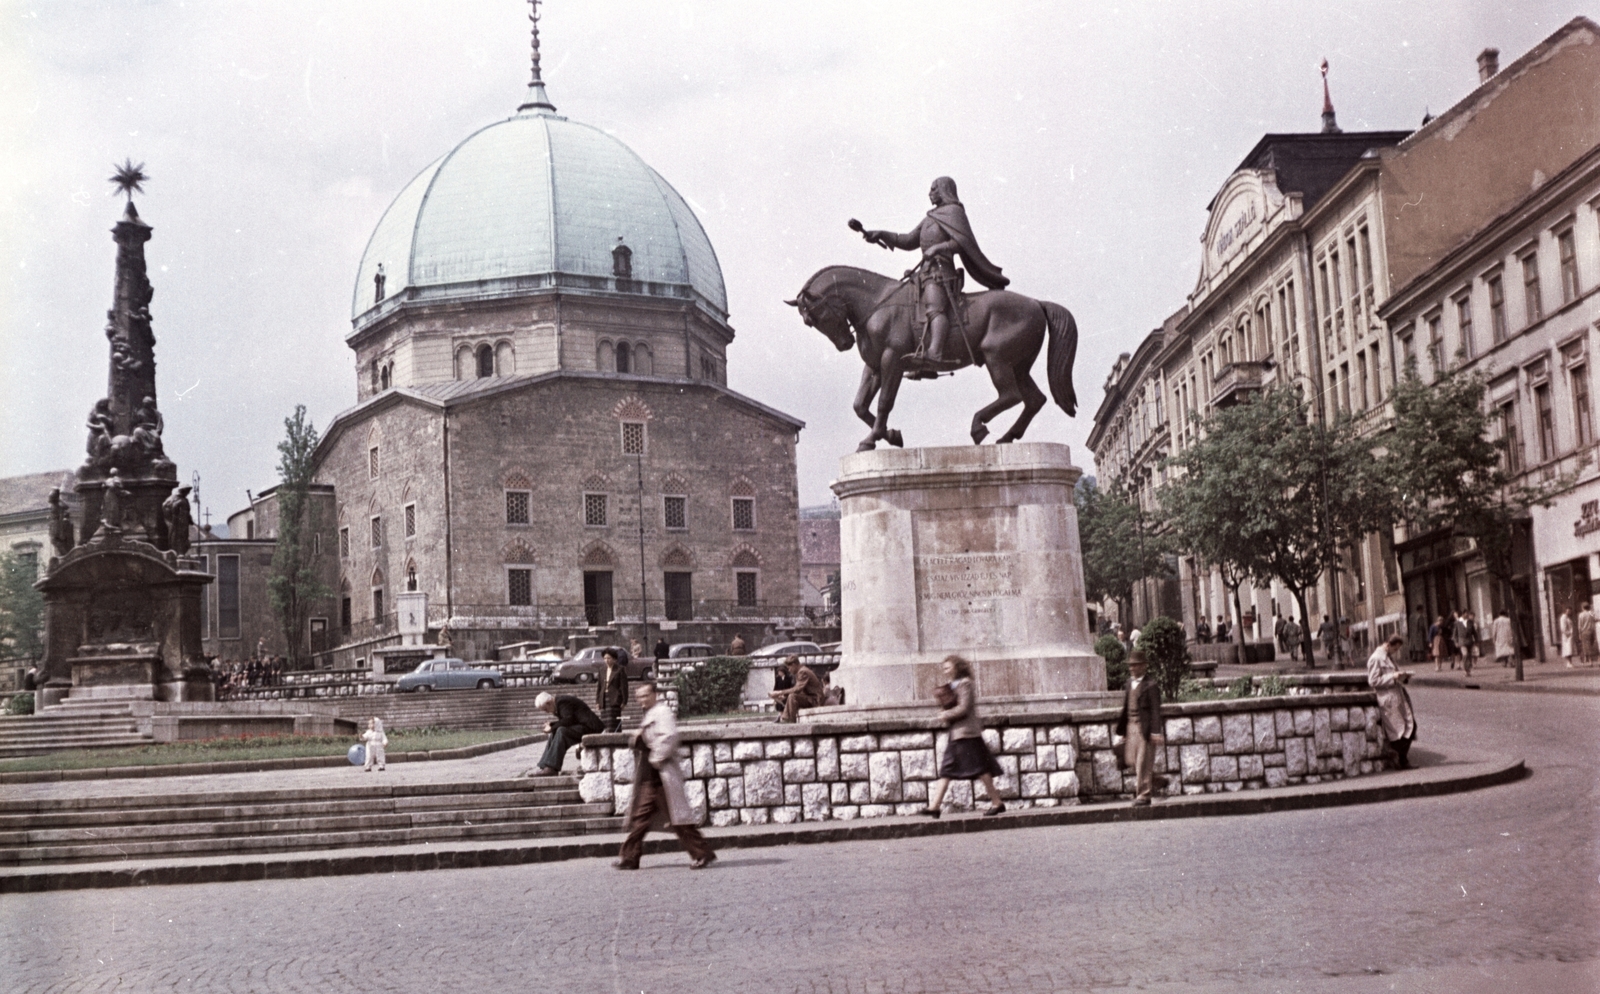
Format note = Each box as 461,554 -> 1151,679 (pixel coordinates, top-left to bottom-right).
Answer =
1408,674 -> 1600,696
0,734 -> 544,785
0,755 -> 1526,894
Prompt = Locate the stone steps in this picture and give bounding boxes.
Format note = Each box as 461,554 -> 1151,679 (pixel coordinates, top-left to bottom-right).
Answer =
0,702 -> 154,760
0,776 -> 624,866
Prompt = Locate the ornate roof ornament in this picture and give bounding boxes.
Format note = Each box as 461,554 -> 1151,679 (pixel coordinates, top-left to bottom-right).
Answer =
1320,58 -> 1341,134
518,0 -> 557,114
109,159 -> 149,204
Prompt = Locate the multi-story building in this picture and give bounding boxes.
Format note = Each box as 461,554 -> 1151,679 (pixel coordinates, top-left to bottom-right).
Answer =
1091,17 -> 1600,655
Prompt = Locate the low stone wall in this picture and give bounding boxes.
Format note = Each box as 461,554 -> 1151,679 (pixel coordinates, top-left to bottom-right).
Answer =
576,691 -> 1388,826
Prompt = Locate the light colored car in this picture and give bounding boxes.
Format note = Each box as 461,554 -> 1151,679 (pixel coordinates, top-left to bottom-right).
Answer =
550,646 -> 652,683
395,658 -> 504,692
667,643 -> 716,659
747,641 -> 823,659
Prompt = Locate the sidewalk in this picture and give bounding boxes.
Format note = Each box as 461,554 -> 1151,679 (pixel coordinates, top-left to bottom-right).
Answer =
0,742 -> 1524,894
1215,657 -> 1600,696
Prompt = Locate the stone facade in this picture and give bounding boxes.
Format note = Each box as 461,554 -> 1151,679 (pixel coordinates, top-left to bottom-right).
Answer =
577,692 -> 1388,825
313,371 -> 803,657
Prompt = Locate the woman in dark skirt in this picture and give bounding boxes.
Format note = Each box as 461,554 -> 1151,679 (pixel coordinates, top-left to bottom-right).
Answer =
923,655 -> 1006,817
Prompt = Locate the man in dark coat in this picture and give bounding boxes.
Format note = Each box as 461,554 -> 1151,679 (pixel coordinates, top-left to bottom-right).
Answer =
858,176 -> 1008,376
1114,651 -> 1165,807
531,691 -> 604,776
597,648 -> 628,733
769,655 -> 824,723
653,638 -> 670,664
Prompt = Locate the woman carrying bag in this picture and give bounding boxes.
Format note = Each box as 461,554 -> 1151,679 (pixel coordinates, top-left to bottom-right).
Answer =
922,655 -> 1006,818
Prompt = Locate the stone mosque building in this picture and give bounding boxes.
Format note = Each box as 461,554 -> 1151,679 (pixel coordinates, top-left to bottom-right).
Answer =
247,29 -> 806,662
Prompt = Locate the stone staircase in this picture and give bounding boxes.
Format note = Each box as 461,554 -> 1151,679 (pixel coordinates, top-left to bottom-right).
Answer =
0,699 -> 153,759
0,774 -> 621,866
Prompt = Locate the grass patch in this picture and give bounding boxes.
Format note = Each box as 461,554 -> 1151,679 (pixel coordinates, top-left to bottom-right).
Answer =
0,727 -> 532,773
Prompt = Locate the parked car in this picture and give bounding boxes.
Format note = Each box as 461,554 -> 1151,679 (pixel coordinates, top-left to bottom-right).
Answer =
550,646 -> 652,683
396,658 -> 505,692
747,641 -> 823,659
667,643 -> 716,660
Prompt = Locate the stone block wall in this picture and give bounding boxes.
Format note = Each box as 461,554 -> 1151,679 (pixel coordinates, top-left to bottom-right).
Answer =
576,692 -> 1388,825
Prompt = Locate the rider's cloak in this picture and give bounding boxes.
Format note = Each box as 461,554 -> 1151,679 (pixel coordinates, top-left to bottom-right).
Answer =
926,202 -> 1009,291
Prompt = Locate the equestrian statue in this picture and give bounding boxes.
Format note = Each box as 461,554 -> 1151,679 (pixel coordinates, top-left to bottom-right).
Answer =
788,176 -> 1078,452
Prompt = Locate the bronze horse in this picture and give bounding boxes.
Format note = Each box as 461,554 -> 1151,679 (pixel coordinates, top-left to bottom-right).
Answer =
788,265 -> 1078,451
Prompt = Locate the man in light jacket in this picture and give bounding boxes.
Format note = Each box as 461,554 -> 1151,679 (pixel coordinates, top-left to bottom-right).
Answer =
615,682 -> 715,870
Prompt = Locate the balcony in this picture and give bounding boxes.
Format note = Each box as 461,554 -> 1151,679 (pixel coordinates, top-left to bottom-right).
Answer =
1210,361 -> 1271,409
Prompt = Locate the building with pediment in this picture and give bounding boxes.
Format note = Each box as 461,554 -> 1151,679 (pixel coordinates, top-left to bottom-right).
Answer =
231,25 -> 804,664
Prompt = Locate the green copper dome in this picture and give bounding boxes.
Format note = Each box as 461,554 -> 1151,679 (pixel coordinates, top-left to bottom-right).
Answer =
352,108 -> 728,329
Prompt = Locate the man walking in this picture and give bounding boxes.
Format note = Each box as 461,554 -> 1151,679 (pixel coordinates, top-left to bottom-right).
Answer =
1114,651 -> 1164,807
769,655 -> 824,723
1491,610 -> 1515,668
1578,602 -> 1597,666
597,648 -> 628,733
530,691 -> 604,776
615,683 -> 716,870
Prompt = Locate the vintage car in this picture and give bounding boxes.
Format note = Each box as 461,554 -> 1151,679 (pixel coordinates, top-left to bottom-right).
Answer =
550,645 -> 653,683
395,658 -> 505,692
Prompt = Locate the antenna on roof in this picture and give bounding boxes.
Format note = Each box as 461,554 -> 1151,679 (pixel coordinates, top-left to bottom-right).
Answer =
1320,58 -> 1341,134
518,0 -> 557,114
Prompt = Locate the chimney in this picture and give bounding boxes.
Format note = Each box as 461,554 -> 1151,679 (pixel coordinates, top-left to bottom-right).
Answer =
1477,48 -> 1500,84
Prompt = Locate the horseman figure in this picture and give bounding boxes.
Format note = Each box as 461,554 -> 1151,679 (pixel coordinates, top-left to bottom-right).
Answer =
855,176 -> 1010,379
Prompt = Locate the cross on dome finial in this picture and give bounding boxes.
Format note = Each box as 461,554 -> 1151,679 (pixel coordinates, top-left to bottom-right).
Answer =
1319,57 -> 1341,134
518,0 -> 557,114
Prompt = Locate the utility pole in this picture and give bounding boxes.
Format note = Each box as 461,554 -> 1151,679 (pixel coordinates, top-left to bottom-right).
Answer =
635,450 -> 649,674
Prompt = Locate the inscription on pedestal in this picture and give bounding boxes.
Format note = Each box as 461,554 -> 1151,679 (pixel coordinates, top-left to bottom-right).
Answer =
915,552 -> 1024,647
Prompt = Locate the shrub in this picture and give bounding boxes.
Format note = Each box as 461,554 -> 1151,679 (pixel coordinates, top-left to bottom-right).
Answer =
3,692 -> 33,716
1094,634 -> 1128,690
1256,675 -> 1288,698
1135,616 -> 1190,701
672,656 -> 750,717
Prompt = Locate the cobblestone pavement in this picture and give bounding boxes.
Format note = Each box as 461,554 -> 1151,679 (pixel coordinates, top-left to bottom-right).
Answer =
4,686 -> 1596,994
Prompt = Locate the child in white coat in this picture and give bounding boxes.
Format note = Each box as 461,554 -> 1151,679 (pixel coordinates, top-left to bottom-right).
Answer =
361,717 -> 387,771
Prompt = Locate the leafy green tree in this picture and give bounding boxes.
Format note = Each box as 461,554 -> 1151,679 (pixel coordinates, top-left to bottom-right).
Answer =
1381,370 -> 1567,679
1159,388 -> 1390,666
0,552 -> 45,662
1093,633 -> 1128,690
1076,476 -> 1169,624
268,406 -> 329,668
1134,615 -> 1189,701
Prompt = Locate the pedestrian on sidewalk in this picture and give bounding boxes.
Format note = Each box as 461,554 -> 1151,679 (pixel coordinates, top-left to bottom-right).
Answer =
1457,612 -> 1480,677
531,691 -> 604,776
1578,603 -> 1597,666
615,682 -> 716,870
1429,615 -> 1452,672
361,718 -> 387,772
1215,615 -> 1230,643
1491,610 -> 1516,668
923,655 -> 1006,818
1408,606 -> 1430,663
597,648 -> 628,733
1559,608 -> 1576,667
1367,635 -> 1416,770
1318,615 -> 1336,663
1114,650 -> 1165,806
1195,616 -> 1211,644
1282,616 -> 1302,662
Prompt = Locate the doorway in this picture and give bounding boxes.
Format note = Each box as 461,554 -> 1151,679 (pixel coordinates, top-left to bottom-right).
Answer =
584,570 -> 614,626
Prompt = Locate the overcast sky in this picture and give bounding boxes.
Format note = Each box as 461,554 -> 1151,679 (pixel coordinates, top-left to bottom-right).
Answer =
0,1 -> 1578,529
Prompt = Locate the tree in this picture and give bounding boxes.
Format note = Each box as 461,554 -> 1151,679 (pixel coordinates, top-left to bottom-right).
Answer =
1159,388 -> 1391,667
1381,370 -> 1566,680
267,406 -> 329,668
0,553 -> 45,662
1076,476 -> 1169,624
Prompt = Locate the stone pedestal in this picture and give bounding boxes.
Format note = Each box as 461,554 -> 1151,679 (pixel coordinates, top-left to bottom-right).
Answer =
830,442 -> 1103,707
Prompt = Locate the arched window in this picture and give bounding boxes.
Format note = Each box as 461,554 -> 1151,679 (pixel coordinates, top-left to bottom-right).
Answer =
616,341 -> 631,374
635,342 -> 653,376
495,341 -> 515,376
476,344 -> 494,378
380,364 -> 391,391
597,340 -> 615,371
455,346 -> 473,381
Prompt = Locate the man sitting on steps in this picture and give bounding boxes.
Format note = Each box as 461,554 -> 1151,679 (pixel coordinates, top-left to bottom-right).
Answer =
769,655 -> 824,723
529,691 -> 604,776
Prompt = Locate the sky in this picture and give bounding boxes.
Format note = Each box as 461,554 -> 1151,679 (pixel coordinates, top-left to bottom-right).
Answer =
0,1 -> 1580,529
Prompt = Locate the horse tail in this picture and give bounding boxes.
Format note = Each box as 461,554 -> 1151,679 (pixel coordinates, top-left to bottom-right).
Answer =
1042,301 -> 1078,417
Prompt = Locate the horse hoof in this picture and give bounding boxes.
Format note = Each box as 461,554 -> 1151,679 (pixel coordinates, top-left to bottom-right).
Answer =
886,430 -> 904,448
971,425 -> 989,445
856,441 -> 877,453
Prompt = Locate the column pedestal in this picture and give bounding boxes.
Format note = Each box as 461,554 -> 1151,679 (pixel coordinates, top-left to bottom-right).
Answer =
830,442 -> 1104,707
